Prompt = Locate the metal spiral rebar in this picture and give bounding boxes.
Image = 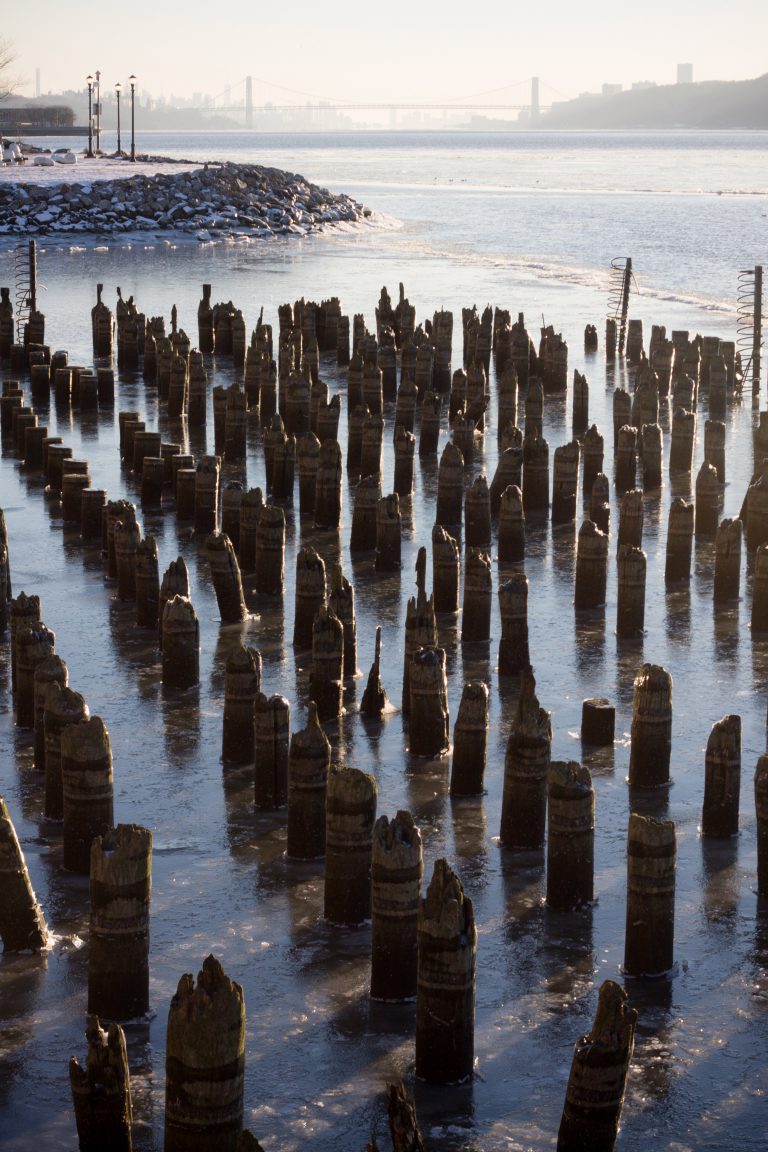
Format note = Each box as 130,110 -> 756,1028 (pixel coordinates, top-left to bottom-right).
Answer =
737,266 -> 763,392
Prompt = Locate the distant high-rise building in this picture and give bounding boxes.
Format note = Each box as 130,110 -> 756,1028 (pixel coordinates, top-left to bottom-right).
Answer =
602,83 -> 623,98
677,63 -> 693,85
35,68 -> 40,98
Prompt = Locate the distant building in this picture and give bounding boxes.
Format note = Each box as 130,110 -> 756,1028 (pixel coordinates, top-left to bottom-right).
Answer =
632,81 -> 657,91
602,84 -> 623,98
0,104 -> 75,132
677,63 -> 693,85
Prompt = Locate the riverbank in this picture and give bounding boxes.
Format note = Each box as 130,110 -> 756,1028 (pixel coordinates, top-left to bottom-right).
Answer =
0,154 -> 370,241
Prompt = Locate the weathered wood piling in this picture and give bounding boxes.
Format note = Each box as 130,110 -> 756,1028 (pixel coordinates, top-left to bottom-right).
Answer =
415,859 -> 476,1084
164,955 -> 245,1152
88,824 -> 152,1019
370,811 -> 423,1001
557,980 -> 636,1152
69,1016 -> 133,1152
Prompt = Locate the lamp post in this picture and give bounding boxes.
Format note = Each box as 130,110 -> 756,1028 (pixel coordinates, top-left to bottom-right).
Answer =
129,75 -> 137,161
115,82 -> 122,154
95,70 -> 101,153
86,75 -> 94,157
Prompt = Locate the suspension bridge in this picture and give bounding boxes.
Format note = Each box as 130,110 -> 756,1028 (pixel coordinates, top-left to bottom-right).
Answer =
191,76 -> 560,126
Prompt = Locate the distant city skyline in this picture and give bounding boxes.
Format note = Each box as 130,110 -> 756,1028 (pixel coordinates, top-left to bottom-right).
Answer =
3,0 -> 767,107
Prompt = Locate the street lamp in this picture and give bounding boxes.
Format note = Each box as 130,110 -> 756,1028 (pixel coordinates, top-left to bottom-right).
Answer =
95,70 -> 101,153
129,75 -> 137,161
86,75 -> 94,158
115,82 -> 122,154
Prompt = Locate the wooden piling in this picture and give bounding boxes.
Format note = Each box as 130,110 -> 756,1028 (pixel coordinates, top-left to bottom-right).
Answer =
222,645 -> 261,767
522,433 -> 550,516
194,455 -> 220,535
297,432 -> 321,518
450,682 -> 489,796
328,562 -> 356,679
418,391 -> 441,457
164,955 -> 245,1152
206,532 -> 248,623
462,549 -> 492,643
581,698 -> 615,746
293,548 -> 326,650
44,683 -> 89,821
628,664 -> 672,789
324,766 -> 377,926
546,761 -> 594,910
498,573 -> 530,673
583,425 -> 604,495
702,715 -> 741,838
371,811 -> 423,1001
623,813 -> 676,977
616,546 -> 646,637
15,623 -> 55,729
158,557 -> 190,648
88,823 -> 151,1018
393,425 -> 416,497
286,702 -> 329,854
617,489 -> 644,552
432,524 -> 460,614
161,597 -> 200,689
640,422 -> 663,490
69,1016 -> 132,1152
498,485 -> 526,564
409,647 -> 449,756
311,606 -> 344,722
574,520 -> 608,610
114,511 -> 142,602
695,462 -> 720,537
669,408 -> 696,475
436,441 -> 464,528
552,441 -> 581,524
499,668 -> 552,849
255,503 -> 285,596
361,626 -> 389,717
61,716 -> 114,875
557,980 -> 636,1152
713,517 -> 742,603
614,426 -> 637,491
248,693 -> 291,812
360,413 -> 384,481
665,497 -> 694,583
752,543 -> 768,631
10,590 -> 41,693
0,795 -> 48,951
376,493 -> 402,572
415,859 -> 476,1084
350,475 -> 381,553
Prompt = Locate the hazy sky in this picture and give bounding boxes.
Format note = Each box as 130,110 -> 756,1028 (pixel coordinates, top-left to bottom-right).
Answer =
4,0 -> 767,105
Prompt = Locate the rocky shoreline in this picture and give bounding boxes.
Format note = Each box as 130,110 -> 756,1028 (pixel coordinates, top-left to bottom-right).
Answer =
0,158 -> 371,240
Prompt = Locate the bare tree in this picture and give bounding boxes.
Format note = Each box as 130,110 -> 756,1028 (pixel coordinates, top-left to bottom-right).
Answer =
0,38 -> 20,101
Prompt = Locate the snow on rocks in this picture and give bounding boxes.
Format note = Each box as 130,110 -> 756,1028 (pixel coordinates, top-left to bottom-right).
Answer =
0,155 -> 370,241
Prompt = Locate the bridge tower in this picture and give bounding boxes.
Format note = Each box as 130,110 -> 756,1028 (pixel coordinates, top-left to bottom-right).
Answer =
531,77 -> 540,123
245,76 -> 253,129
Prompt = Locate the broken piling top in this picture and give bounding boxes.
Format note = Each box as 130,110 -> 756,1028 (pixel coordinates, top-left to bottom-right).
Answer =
226,642 -> 262,685
69,1013 -> 131,1095
588,979 -> 638,1048
0,794 -> 49,952
373,809 -> 422,865
160,556 -> 190,599
167,954 -> 245,1063
632,662 -> 673,715
420,857 -> 476,944
91,823 -> 153,889
292,701 -> 331,756
514,667 -> 553,742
